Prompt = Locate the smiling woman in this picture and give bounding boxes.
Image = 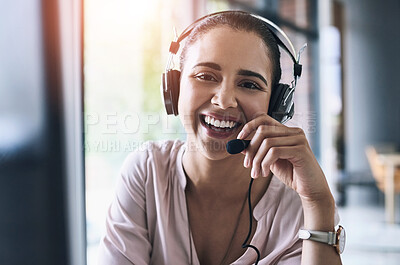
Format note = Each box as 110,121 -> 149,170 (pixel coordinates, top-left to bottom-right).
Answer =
97,11 -> 344,265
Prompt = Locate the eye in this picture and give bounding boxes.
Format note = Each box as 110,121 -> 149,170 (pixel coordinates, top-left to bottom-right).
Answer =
238,80 -> 262,90
193,73 -> 217,82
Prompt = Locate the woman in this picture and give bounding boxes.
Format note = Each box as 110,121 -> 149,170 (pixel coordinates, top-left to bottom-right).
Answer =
98,11 -> 343,265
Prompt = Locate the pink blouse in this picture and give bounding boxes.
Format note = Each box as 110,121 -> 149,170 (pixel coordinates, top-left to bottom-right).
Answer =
98,140 -> 323,264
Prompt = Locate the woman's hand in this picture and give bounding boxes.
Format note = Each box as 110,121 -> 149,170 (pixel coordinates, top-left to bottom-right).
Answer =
238,113 -> 342,264
237,113 -> 334,209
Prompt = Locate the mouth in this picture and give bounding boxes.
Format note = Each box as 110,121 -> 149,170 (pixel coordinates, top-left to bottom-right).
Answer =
200,114 -> 242,138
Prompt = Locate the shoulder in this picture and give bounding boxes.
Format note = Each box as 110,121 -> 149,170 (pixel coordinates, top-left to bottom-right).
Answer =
144,139 -> 185,162
121,140 -> 185,172
119,139 -> 185,185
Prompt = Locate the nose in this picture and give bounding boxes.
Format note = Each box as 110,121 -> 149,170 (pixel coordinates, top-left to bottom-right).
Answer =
211,83 -> 238,109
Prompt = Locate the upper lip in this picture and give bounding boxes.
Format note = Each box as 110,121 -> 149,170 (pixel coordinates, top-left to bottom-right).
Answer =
200,112 -> 243,123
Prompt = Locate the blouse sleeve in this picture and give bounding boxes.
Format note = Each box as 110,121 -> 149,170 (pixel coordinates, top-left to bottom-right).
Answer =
98,151 -> 151,265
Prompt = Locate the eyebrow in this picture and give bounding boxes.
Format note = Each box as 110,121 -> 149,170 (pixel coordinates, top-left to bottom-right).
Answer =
192,62 -> 221,71
237,69 -> 268,87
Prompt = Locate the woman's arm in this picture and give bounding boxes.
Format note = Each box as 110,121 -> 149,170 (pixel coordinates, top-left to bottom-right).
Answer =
237,113 -> 342,265
301,196 -> 341,265
98,152 -> 152,265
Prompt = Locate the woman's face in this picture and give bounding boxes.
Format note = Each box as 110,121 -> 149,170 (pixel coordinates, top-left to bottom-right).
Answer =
178,26 -> 273,160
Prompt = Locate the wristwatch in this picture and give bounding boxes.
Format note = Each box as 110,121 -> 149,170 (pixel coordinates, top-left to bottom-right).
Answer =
299,225 -> 346,254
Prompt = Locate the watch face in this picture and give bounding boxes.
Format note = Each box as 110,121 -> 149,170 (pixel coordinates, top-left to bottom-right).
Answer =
338,226 -> 346,254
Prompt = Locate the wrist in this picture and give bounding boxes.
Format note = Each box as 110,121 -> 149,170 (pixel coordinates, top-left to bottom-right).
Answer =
301,194 -> 336,230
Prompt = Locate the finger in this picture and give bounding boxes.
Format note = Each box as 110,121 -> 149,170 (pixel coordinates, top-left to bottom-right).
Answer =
250,142 -> 268,178
238,113 -> 283,140
261,145 -> 303,175
249,135 -> 304,177
245,128 -> 305,169
247,126 -> 303,157
242,127 -> 291,167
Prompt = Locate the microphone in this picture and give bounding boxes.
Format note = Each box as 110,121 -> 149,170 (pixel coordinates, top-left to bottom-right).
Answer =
226,139 -> 251,154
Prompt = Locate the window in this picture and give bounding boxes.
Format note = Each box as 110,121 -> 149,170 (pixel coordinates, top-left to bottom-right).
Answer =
85,0 -> 195,263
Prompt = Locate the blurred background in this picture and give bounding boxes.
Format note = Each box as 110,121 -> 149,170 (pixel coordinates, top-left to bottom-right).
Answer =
1,0 -> 399,264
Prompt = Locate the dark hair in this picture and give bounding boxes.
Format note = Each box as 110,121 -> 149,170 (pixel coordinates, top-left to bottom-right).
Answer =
179,12 -> 282,88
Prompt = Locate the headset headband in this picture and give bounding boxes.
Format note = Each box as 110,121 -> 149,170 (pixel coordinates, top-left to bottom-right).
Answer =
165,10 -> 306,83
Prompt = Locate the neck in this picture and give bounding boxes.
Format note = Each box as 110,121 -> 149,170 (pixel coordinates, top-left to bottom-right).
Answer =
182,147 -> 252,199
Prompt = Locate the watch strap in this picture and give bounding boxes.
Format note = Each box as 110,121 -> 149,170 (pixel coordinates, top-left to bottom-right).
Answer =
299,229 -> 337,245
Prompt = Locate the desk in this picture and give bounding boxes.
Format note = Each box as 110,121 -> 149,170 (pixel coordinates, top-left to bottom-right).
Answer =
377,153 -> 400,223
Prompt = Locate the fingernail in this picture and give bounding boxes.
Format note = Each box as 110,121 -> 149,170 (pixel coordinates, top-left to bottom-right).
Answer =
237,131 -> 244,139
243,156 -> 248,168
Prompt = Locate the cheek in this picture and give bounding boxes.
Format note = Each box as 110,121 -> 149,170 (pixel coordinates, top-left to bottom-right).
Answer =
178,79 -> 211,121
238,93 -> 270,121
178,77 -> 212,108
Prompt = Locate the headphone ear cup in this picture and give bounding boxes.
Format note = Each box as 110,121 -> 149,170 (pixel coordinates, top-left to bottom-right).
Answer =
268,83 -> 294,123
161,70 -> 181,115
268,83 -> 286,122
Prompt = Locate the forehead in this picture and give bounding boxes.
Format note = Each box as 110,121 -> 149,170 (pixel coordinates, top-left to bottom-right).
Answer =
182,26 -> 272,76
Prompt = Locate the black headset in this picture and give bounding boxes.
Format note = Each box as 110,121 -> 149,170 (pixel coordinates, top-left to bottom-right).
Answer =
161,10 -> 306,124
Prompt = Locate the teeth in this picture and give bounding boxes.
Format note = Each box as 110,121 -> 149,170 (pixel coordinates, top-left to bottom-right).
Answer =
204,115 -> 237,128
